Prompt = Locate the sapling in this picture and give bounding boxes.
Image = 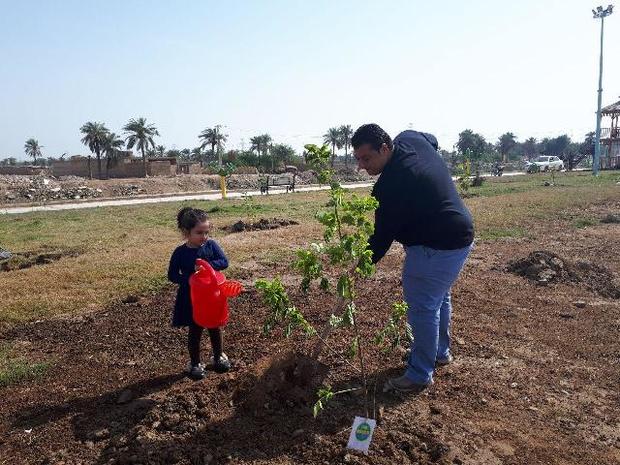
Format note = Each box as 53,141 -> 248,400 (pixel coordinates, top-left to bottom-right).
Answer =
210,162 -> 236,199
256,143 -> 411,419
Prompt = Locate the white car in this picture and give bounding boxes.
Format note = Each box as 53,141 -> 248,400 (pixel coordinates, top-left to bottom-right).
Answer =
527,156 -> 564,172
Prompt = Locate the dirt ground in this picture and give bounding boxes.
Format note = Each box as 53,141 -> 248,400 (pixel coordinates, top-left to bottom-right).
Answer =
1,200 -> 619,465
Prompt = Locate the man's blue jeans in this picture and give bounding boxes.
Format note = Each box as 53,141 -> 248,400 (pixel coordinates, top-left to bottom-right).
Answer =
402,244 -> 472,385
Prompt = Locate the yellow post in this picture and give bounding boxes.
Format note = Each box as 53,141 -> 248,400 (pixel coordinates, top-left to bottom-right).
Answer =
220,175 -> 227,199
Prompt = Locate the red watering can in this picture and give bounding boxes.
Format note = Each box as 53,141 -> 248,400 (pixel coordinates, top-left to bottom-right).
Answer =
190,259 -> 243,328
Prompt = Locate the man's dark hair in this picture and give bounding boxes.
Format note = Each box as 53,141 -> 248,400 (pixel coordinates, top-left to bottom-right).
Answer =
177,207 -> 208,231
351,124 -> 393,151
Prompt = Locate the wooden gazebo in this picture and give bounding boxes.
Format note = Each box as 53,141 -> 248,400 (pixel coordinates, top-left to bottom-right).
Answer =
600,98 -> 620,169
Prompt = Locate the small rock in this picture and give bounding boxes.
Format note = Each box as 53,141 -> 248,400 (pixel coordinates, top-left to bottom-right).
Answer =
528,406 -> 539,412
343,453 -> 352,463
163,413 -> 181,429
559,312 -> 575,319
481,398 -> 488,404
84,441 -> 94,449
93,428 -> 110,440
0,249 -> 12,260
117,389 -> 134,404
454,337 -> 465,346
196,408 -> 210,419
292,429 -> 305,438
573,301 -> 587,309
510,382 -> 518,389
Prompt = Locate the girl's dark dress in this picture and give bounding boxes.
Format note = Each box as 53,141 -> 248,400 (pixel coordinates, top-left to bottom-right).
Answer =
167,240 -> 229,327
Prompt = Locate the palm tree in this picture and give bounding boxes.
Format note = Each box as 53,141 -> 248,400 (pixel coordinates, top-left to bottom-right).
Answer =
198,125 -> 228,167
323,127 -> 342,167
180,148 -> 191,161
123,117 -> 160,176
522,137 -> 538,158
155,145 -> 166,157
24,139 -> 43,165
250,136 -> 262,155
250,134 -> 272,169
102,132 -> 125,178
498,132 -> 517,163
80,122 -> 109,179
191,147 -> 203,163
339,125 -> 353,166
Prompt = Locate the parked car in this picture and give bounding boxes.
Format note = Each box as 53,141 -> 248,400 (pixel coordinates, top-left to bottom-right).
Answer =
527,156 -> 564,173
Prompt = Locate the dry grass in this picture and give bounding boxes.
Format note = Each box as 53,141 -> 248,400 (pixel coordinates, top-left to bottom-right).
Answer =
0,171 -> 618,326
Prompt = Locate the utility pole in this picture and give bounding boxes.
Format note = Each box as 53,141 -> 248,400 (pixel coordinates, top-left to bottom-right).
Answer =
592,5 -> 614,175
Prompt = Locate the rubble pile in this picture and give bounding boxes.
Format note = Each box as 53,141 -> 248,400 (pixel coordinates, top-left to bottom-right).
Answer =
1,175 -> 102,203
112,184 -> 147,197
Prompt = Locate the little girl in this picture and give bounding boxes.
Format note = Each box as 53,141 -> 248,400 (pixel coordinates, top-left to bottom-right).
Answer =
167,206 -> 231,379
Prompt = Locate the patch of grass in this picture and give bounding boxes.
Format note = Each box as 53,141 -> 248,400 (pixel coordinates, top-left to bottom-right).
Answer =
0,345 -> 51,388
572,217 -> 598,229
477,227 -> 526,241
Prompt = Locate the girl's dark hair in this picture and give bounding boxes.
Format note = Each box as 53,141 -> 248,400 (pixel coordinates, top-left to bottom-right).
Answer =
177,207 -> 208,231
351,123 -> 393,151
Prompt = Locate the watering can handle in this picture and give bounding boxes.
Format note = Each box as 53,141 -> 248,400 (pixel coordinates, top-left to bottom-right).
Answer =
195,258 -> 218,281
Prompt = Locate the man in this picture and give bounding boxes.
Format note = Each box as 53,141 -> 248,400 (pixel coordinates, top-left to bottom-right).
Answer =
352,124 -> 474,394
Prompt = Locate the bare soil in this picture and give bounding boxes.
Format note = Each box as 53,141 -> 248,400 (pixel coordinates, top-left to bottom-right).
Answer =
0,247 -> 82,272
223,218 -> 300,233
507,250 -> 620,298
1,201 -> 619,464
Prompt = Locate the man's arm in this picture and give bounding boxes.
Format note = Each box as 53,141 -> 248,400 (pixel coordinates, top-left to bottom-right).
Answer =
367,200 -> 395,264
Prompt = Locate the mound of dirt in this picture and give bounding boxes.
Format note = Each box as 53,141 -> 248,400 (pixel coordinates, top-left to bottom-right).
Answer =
233,352 -> 329,414
572,261 -> 620,299
601,213 -> 620,224
508,250 -> 620,298
0,248 -> 81,272
224,218 -> 299,233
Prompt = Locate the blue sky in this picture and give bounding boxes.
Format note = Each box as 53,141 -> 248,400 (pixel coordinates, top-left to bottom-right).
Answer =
1,0 -> 619,160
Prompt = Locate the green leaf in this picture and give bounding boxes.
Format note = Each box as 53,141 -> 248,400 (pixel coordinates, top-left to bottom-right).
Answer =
329,314 -> 343,327
347,338 -> 359,359
337,275 -> 354,300
313,387 -> 334,417
312,400 -> 323,418
342,302 -> 356,326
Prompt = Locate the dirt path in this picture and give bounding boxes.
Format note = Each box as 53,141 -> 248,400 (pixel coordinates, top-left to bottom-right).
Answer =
1,202 -> 619,465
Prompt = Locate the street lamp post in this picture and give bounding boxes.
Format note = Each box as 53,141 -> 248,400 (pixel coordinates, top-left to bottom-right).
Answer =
592,5 -> 614,176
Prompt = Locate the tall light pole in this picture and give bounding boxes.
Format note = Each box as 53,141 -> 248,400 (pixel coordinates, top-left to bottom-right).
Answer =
592,5 -> 614,175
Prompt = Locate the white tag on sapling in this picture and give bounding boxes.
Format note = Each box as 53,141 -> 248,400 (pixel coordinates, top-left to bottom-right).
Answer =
346,416 -> 376,454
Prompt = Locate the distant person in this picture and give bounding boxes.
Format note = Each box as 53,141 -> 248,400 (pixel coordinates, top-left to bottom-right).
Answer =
167,207 -> 231,380
352,124 -> 474,394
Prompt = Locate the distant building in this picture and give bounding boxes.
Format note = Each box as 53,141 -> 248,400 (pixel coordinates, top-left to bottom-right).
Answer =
600,98 -> 620,169
0,165 -> 49,175
50,152 -> 202,178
